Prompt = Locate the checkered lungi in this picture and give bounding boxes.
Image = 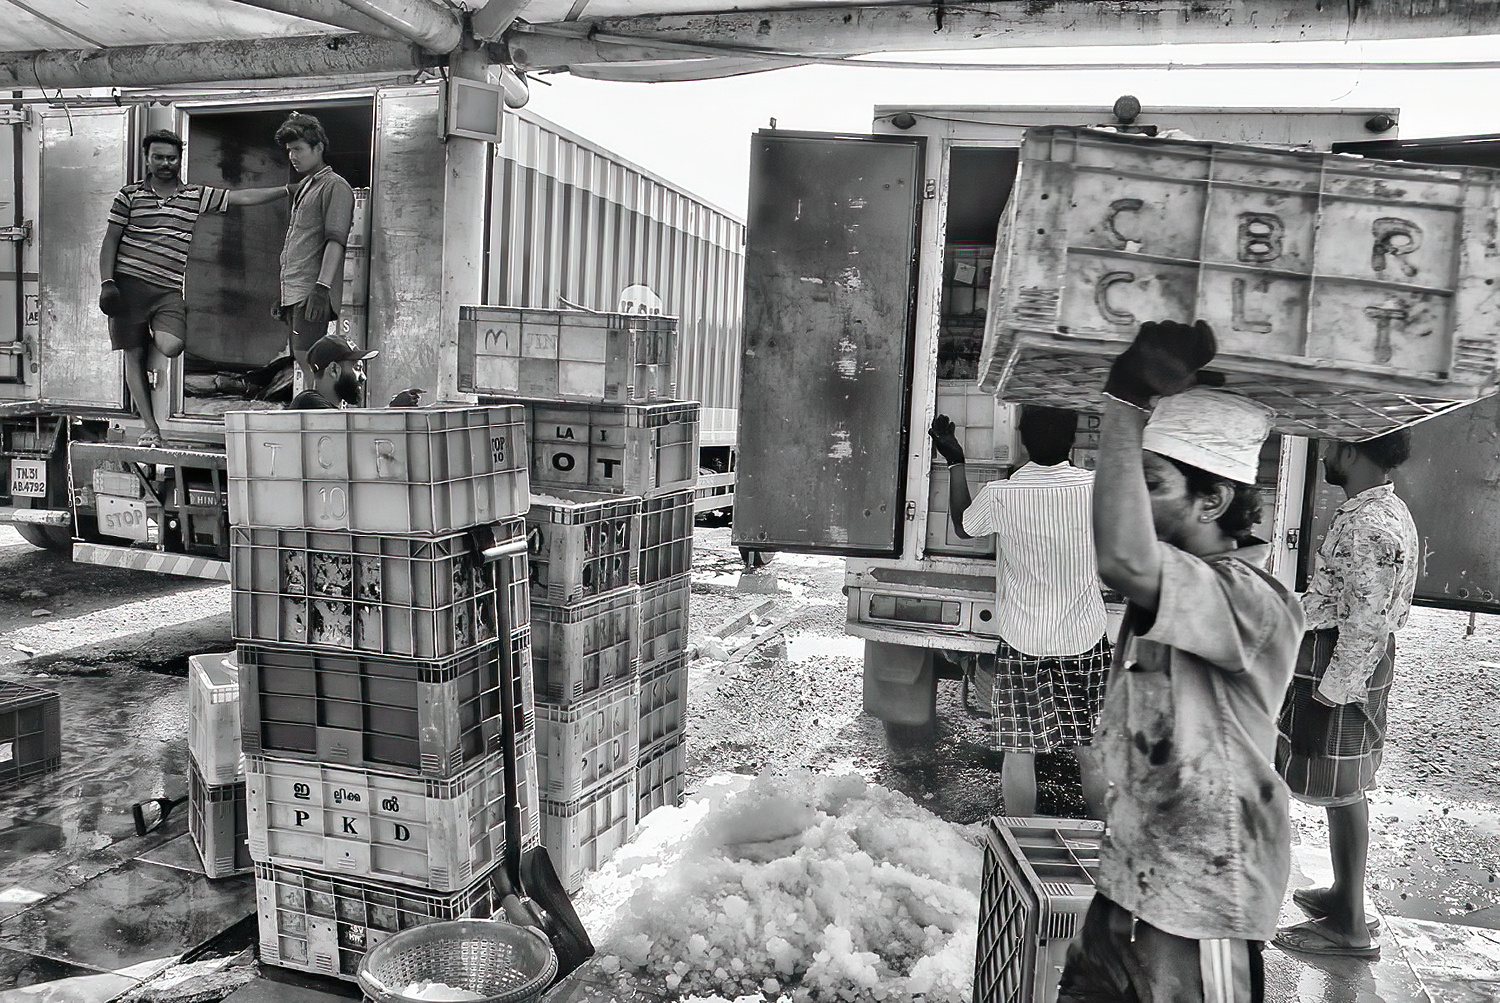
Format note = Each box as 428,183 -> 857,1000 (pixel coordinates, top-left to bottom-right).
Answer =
1276,627 -> 1395,808
984,635 -> 1111,754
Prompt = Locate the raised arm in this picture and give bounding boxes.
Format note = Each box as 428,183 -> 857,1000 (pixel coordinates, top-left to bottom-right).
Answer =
1094,398 -> 1161,607
225,185 -> 291,207
929,415 -> 973,538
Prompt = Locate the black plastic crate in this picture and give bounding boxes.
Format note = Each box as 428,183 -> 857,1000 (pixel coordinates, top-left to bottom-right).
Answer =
0,679 -> 61,784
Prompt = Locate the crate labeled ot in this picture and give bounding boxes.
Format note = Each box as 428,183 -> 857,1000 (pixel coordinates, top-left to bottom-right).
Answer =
531,588 -> 639,705
527,401 -> 699,498
539,770 -> 636,895
526,491 -> 639,606
255,860 -> 499,981
636,489 -> 695,586
637,653 -> 687,752
973,816 -> 1103,1003
0,679 -> 61,784
637,574 -> 690,670
534,675 -> 639,801
225,406 -> 528,535
230,520 -> 527,660
188,652 -> 243,785
238,633 -> 533,782
246,735 -> 540,893
189,760 -> 253,879
635,733 -> 685,822
458,305 -> 679,404
982,125 -> 1500,440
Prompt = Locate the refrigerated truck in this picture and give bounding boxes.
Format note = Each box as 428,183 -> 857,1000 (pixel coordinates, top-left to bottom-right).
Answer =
734,101 -> 1500,745
0,86 -> 744,575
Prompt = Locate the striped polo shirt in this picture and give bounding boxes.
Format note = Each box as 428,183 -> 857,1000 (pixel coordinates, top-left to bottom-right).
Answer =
108,181 -> 231,292
962,461 -> 1106,657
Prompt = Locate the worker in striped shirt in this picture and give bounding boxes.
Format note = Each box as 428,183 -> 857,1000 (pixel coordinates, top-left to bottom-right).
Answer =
930,405 -> 1109,818
98,128 -> 290,447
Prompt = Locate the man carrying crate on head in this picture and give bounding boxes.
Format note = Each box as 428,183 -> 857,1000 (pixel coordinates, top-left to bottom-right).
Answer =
1058,321 -> 1304,1002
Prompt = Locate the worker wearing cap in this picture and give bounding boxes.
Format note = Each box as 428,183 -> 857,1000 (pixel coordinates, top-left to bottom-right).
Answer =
1057,321 -> 1304,1002
290,335 -> 377,410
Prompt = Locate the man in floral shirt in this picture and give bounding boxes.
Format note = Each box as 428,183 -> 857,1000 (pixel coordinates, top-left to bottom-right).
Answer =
1274,431 -> 1418,960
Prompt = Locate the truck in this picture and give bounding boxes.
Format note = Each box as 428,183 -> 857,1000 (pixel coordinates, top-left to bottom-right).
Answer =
733,101 -> 1500,746
0,86 -> 744,576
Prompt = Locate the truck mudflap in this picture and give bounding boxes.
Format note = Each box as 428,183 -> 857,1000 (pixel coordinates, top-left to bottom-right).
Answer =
861,639 -> 935,726
0,506 -> 71,527
72,542 -> 229,581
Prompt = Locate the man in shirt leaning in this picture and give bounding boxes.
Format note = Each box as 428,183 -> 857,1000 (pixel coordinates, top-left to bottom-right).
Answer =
930,405 -> 1109,818
98,128 -> 289,446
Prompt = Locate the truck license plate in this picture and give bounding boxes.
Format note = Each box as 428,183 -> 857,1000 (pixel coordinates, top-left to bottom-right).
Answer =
9,459 -> 45,498
98,494 -> 151,543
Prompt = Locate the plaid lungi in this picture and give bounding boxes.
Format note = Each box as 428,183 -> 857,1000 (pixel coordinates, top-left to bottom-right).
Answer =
1276,627 -> 1395,807
986,635 -> 1111,754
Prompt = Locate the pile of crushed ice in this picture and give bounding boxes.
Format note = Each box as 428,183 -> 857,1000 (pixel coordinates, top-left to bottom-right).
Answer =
572,769 -> 983,1003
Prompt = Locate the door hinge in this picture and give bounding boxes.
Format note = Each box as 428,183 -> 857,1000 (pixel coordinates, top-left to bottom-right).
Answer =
0,107 -> 28,127
1285,528 -> 1300,550
924,180 -> 937,200
905,500 -> 917,520
0,220 -> 32,243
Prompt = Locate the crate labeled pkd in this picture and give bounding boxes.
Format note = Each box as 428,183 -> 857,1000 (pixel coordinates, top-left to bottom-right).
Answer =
535,676 -> 639,801
230,521 -> 527,660
532,588 -> 640,704
527,492 -> 639,605
638,654 -> 687,751
539,771 -> 636,894
529,401 -> 698,498
225,406 -> 528,535
188,651 -> 243,785
458,305 -> 678,404
638,574 -> 690,669
189,761 -> 253,879
974,817 -> 1103,1003
982,126 -> 1500,439
0,679 -> 61,784
636,733 -> 685,822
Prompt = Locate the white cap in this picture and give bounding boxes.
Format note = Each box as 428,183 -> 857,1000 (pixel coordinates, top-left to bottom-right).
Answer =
1142,389 -> 1274,485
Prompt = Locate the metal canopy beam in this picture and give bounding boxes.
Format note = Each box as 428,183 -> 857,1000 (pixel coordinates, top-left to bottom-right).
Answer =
335,0 -> 464,52
0,33 -> 434,88
225,0 -> 411,41
509,0 -> 1500,69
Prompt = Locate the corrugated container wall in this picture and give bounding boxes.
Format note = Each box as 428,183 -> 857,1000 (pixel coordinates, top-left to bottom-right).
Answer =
487,111 -> 745,445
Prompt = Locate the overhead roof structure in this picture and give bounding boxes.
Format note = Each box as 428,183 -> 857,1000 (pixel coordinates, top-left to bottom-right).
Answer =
1,0 -> 1499,88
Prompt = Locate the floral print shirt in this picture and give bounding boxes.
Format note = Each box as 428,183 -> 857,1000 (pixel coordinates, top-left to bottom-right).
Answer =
1300,483 -> 1419,705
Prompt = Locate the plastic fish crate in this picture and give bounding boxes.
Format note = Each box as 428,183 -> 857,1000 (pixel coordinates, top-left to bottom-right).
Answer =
238,635 -> 533,781
230,521 -> 528,660
188,760 -> 253,879
637,655 -> 687,752
246,738 -> 540,893
188,651 -> 243,785
531,589 -> 640,705
526,492 -> 640,605
255,860 -> 498,981
974,817 -> 1103,1003
527,401 -> 699,498
635,735 -> 685,822
638,574 -> 690,670
981,126 -> 1500,439
636,490 -> 694,586
225,405 -> 529,535
458,306 -> 678,404
535,677 -> 639,801
539,772 -> 636,895
0,679 -> 61,785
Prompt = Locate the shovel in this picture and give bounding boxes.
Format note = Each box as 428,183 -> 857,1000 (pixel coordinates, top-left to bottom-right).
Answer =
472,525 -> 596,983
131,794 -> 189,836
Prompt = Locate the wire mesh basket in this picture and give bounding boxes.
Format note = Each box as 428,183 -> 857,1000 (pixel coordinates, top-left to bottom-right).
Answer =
357,919 -> 557,1003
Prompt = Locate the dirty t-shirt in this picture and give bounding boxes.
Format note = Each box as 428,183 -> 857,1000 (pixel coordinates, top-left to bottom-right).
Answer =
1095,542 -> 1304,942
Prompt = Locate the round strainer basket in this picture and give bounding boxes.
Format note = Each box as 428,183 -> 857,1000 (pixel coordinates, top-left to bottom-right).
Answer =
357,920 -> 558,1003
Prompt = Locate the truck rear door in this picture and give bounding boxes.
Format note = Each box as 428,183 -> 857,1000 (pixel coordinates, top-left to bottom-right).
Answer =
734,130 -> 924,557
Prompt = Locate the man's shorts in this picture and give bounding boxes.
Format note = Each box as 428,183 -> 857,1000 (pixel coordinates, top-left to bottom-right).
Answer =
108,275 -> 186,351
281,300 -> 336,355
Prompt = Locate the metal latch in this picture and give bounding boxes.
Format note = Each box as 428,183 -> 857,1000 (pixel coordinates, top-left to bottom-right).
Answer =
0,220 -> 32,243
1285,528 -> 1300,550
0,108 -> 28,127
924,180 -> 937,200
905,500 -> 917,520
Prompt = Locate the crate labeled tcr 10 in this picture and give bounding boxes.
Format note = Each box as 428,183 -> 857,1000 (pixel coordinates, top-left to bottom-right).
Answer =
238,635 -> 532,781
526,492 -> 639,605
635,734 -> 685,822
636,489 -> 694,586
188,651 -> 243,785
189,760 -> 253,879
458,306 -> 679,404
246,736 -> 539,893
225,406 -> 529,536
529,401 -> 698,498
539,771 -> 636,895
230,521 -> 528,660
255,860 -> 499,981
974,817 -> 1103,1003
638,574 -> 690,670
535,676 -> 639,802
0,679 -> 61,785
531,589 -> 640,705
637,654 -> 687,752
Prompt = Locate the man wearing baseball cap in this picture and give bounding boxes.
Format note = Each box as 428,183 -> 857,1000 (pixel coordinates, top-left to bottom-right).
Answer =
289,335 -> 377,410
1056,321 -> 1304,1002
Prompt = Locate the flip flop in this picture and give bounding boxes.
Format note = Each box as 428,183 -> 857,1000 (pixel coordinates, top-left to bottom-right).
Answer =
1273,919 -> 1380,959
1291,887 -> 1382,934
136,431 -> 166,448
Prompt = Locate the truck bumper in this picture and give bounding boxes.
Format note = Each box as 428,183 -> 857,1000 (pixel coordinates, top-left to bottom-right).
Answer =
0,506 -> 71,527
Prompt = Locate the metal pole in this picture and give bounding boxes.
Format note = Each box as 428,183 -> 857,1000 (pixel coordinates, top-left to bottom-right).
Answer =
334,0 -> 464,53
223,0 -> 412,41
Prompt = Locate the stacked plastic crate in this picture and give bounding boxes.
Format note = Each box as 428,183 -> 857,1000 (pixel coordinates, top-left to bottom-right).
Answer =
185,651 -> 253,878
457,306 -> 699,891
223,405 -> 536,980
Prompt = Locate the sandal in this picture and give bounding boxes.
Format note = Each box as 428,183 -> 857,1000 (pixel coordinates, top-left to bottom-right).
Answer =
1291,886 -> 1382,935
137,431 -> 166,448
1273,919 -> 1380,959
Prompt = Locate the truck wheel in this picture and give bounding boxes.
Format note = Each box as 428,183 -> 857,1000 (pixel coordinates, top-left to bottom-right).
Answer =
882,679 -> 938,749
15,523 -> 72,554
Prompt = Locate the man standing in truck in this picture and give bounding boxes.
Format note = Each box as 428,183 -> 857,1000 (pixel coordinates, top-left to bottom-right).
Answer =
98,129 -> 290,447
930,406 -> 1109,818
1059,321 -> 1303,1001
273,111 -> 356,390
